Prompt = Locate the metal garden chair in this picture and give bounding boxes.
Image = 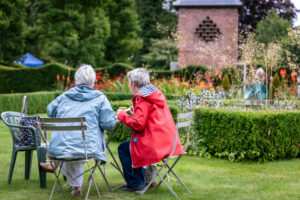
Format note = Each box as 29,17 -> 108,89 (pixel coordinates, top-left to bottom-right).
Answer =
39,117 -> 111,200
1,111 -> 47,188
139,112 -> 193,198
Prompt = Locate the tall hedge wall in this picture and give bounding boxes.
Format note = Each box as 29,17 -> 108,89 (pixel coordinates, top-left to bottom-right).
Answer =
0,62 -> 237,93
193,108 -> 300,161
0,63 -> 74,93
0,62 -> 134,93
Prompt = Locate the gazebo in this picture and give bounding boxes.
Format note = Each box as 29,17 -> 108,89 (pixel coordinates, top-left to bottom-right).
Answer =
15,53 -> 44,67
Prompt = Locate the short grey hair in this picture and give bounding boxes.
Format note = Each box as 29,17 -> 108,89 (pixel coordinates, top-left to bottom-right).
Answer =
75,64 -> 96,87
256,67 -> 265,78
127,68 -> 150,88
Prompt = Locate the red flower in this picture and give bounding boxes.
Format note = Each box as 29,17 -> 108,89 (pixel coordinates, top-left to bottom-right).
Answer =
67,76 -> 70,83
291,71 -> 296,82
62,75 -> 65,80
56,74 -> 60,80
215,70 -> 222,80
280,69 -> 286,78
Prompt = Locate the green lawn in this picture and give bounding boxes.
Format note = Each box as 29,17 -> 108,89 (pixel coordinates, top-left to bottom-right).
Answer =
1,119 -> 300,200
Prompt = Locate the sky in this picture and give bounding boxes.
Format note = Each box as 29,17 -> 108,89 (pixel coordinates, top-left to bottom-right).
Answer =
291,0 -> 300,27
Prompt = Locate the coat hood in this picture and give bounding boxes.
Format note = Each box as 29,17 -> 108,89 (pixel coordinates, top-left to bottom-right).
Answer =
65,86 -> 103,101
136,84 -> 165,107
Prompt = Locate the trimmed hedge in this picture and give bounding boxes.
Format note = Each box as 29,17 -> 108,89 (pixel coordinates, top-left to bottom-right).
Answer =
0,91 -> 179,116
94,63 -> 134,77
0,91 -> 62,116
193,108 -> 300,161
0,63 -> 135,93
0,63 -> 75,93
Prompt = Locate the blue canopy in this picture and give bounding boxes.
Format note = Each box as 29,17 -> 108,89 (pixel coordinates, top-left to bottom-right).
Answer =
15,53 -> 44,67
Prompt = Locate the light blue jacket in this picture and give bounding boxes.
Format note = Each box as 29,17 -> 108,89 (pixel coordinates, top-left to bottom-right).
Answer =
47,86 -> 116,161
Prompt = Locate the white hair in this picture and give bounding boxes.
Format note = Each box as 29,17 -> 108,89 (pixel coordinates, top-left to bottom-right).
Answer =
127,68 -> 150,88
256,67 -> 265,78
256,67 -> 265,80
75,64 -> 96,87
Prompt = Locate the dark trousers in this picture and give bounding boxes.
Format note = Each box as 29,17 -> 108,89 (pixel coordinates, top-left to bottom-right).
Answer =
118,141 -> 144,187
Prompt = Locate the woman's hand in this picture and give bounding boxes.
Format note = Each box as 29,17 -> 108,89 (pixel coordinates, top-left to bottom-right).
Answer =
116,109 -> 123,117
129,106 -> 134,114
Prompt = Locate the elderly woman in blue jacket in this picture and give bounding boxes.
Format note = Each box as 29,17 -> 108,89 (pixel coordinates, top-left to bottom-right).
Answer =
40,64 -> 116,195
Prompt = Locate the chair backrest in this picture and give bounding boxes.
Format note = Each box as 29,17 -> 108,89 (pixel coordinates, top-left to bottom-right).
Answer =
38,117 -> 88,159
1,111 -> 24,146
176,112 -> 193,152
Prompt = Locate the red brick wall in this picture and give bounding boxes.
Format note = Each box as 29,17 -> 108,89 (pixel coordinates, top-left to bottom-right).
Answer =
178,8 -> 239,68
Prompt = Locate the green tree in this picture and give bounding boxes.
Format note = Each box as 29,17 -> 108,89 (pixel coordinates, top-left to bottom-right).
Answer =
255,10 -> 291,45
135,0 -> 177,55
0,0 -> 27,64
23,0 -> 47,60
103,0 -> 142,63
141,38 -> 177,69
38,0 -> 111,67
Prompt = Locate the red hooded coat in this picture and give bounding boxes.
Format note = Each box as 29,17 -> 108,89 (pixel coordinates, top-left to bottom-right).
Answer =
117,85 -> 184,168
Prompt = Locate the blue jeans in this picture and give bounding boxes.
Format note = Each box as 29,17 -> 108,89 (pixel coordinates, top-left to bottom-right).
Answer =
118,141 -> 144,187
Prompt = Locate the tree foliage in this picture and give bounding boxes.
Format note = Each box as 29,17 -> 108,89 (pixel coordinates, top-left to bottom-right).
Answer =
240,0 -> 296,35
37,0 -> 111,67
141,38 -> 177,69
103,0 -> 142,63
135,0 -> 177,54
255,10 -> 291,45
0,0 -> 27,64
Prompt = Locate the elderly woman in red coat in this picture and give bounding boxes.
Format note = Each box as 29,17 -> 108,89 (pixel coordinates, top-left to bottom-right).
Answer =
116,68 -> 184,193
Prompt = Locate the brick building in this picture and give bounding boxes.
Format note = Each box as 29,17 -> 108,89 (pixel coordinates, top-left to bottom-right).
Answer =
173,0 -> 242,68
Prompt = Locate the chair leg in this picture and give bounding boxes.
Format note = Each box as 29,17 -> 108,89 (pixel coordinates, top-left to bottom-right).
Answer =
85,160 -> 101,200
37,147 -> 47,188
49,161 -> 64,200
8,150 -> 18,184
97,163 -> 112,192
25,150 -> 33,180
156,156 -> 182,188
156,171 -> 179,199
165,163 -> 191,193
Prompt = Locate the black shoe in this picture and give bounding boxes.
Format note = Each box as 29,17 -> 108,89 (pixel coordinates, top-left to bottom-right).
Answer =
120,184 -> 127,190
122,183 -> 145,194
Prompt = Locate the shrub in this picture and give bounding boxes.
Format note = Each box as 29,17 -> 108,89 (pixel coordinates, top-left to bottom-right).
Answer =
94,63 -> 134,77
0,63 -> 74,93
0,91 -> 62,115
271,73 -> 281,99
192,108 -> 300,161
222,75 -> 231,91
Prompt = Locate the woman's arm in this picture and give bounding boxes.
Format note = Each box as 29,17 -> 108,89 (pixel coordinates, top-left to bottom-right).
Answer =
117,98 -> 150,131
98,96 -> 116,130
47,95 -> 63,117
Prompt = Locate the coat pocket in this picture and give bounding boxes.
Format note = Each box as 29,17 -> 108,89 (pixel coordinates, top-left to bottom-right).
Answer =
131,135 -> 154,164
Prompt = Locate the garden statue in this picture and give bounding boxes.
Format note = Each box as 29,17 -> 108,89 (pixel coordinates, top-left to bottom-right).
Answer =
244,68 -> 267,100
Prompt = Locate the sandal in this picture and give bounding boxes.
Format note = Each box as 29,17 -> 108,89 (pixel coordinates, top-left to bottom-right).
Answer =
40,162 -> 56,173
71,187 -> 82,196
